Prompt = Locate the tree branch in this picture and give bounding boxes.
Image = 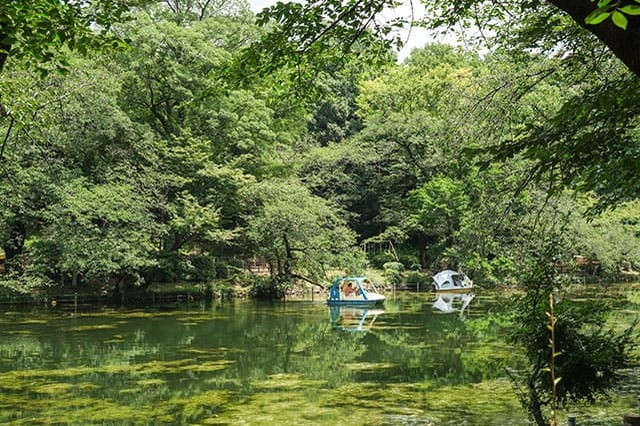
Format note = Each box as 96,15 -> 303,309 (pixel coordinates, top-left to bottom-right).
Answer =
547,0 -> 640,76
290,273 -> 325,289
0,114 -> 15,161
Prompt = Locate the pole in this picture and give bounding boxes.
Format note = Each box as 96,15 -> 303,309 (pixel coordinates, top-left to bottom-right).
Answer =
568,415 -> 576,426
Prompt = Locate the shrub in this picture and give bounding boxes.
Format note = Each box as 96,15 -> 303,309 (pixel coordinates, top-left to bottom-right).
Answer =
369,252 -> 396,269
189,255 -> 216,281
214,262 -> 229,279
247,275 -> 286,300
404,270 -> 431,288
383,262 -> 404,286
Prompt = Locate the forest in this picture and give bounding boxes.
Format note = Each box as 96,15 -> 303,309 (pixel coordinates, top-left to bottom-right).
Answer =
2,2 -> 640,425
1,0 -> 640,299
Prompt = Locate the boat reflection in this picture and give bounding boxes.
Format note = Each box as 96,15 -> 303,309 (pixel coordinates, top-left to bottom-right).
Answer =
329,306 -> 385,332
432,292 -> 475,316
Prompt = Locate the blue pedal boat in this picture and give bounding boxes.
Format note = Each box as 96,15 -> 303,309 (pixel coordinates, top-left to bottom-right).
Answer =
327,276 -> 385,306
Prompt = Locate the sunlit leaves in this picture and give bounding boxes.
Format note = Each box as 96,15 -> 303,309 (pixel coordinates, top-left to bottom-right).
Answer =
0,0 -> 136,74
584,10 -> 612,25
585,0 -> 640,29
619,4 -> 640,14
612,10 -> 629,28
233,0 -> 401,97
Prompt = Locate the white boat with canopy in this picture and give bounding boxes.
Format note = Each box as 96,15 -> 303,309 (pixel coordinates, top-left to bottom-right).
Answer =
432,270 -> 473,292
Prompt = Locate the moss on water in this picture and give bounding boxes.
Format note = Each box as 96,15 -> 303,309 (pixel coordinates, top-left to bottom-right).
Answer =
420,379 -> 524,423
345,362 -> 396,371
0,358 -> 234,388
19,319 -> 48,325
0,287 -> 636,425
253,373 -> 327,390
186,361 -> 235,373
180,348 -> 211,355
33,382 -> 75,394
168,389 -> 230,419
628,291 -> 640,305
68,324 -> 117,332
135,378 -> 166,386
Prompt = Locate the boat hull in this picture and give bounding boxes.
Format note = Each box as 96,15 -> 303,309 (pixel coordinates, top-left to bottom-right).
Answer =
326,295 -> 385,306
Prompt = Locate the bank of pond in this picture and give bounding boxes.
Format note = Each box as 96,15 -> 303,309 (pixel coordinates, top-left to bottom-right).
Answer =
0,284 -> 639,425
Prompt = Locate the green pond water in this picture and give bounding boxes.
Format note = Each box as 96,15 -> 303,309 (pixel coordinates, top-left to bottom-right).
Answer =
0,286 -> 639,425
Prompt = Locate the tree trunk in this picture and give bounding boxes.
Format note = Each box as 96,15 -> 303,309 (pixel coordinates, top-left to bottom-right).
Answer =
4,221 -> 26,273
528,383 -> 549,426
547,0 -> 640,76
282,233 -> 293,280
0,40 -> 10,74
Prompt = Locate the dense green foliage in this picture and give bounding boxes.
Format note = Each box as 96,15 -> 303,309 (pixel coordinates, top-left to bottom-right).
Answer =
506,236 -> 636,425
1,2 -> 639,424
0,0 -> 140,74
2,0 -> 640,299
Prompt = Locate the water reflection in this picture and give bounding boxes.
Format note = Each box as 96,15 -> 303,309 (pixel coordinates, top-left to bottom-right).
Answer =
329,306 -> 385,332
0,287 -> 637,425
432,292 -> 475,316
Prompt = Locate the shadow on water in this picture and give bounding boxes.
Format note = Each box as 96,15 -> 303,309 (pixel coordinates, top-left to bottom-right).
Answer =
0,285 -> 638,425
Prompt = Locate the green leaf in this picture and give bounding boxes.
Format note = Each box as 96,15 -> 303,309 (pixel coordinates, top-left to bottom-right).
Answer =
585,10 -> 612,25
553,377 -> 562,385
612,10 -> 628,29
597,0 -> 612,7
619,4 -> 640,15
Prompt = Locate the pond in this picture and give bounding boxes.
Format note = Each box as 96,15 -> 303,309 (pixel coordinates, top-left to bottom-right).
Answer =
0,285 -> 638,425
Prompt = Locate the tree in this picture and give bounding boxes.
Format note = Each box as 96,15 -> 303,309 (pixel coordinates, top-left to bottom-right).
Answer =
34,179 -> 158,289
248,0 -> 640,214
241,178 -> 363,290
249,0 -> 638,73
487,70 -> 640,212
406,176 -> 469,267
111,7 -> 300,282
0,0 -> 137,74
520,0 -> 640,75
508,236 -> 636,425
0,50 -> 164,289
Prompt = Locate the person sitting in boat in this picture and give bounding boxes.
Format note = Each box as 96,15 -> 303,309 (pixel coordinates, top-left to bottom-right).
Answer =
344,282 -> 358,297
